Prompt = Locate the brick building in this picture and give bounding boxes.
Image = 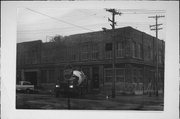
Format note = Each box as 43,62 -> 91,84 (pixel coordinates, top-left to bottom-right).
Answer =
17,27 -> 165,95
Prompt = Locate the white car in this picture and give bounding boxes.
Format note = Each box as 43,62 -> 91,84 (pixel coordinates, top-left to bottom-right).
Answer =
16,81 -> 34,93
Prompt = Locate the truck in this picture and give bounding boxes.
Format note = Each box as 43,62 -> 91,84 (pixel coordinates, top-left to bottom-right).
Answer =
16,81 -> 34,93
54,69 -> 88,97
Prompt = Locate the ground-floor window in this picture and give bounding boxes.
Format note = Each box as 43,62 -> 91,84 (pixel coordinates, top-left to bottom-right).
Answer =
41,69 -> 55,83
104,68 -> 125,83
132,68 -> 143,83
104,68 -> 113,82
116,68 -> 125,82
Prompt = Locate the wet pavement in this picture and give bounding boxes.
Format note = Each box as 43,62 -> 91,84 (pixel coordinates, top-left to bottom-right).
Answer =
16,93 -> 164,110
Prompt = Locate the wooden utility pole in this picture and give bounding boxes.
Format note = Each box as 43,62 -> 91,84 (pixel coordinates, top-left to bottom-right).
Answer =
106,8 -> 122,98
148,15 -> 164,96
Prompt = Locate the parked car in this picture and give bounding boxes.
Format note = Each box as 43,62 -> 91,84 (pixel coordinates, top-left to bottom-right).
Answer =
16,81 -> 34,93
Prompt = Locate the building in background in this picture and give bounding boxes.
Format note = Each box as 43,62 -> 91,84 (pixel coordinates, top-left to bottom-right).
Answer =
16,26 -> 165,95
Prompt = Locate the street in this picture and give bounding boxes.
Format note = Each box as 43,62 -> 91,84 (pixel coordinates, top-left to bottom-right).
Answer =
16,93 -> 164,110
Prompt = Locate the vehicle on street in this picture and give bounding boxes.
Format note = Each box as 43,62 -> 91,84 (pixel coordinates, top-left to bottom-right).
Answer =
16,81 -> 34,93
54,69 -> 87,97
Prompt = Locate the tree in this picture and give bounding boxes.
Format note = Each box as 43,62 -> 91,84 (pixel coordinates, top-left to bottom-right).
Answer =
50,35 -> 66,42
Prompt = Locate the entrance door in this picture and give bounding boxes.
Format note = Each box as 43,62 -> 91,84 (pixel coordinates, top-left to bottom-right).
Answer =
92,67 -> 99,89
24,72 -> 37,85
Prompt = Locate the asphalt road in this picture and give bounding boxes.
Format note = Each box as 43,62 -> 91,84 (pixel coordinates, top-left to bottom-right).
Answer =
16,93 -> 164,110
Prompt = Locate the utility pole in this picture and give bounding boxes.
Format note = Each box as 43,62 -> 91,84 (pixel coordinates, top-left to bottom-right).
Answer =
148,15 -> 164,96
106,8 -> 122,98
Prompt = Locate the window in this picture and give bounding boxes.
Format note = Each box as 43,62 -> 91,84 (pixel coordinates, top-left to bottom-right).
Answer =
147,45 -> 153,60
105,43 -> 112,51
132,42 -> 136,58
133,68 -> 143,83
41,70 -> 55,83
104,68 -> 125,82
69,47 -> 78,61
104,69 -> 113,82
158,46 -> 163,64
116,42 -> 124,58
116,68 -> 125,82
132,42 -> 143,59
92,44 -> 99,60
81,44 -> 89,60
105,43 -> 112,59
137,44 -> 143,59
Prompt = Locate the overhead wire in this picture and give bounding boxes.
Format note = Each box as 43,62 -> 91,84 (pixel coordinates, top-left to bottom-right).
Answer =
26,8 -> 95,32
18,21 -> 163,34
18,22 -> 109,33
19,9 -> 165,36
77,9 -> 108,19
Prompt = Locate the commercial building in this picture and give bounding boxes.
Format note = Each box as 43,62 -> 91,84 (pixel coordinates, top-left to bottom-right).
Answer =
17,26 -> 165,95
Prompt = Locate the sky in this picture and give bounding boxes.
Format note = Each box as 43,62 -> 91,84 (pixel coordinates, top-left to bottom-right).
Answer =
17,8 -> 166,43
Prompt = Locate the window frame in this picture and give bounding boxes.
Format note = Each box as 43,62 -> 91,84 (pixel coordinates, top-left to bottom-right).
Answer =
116,41 -> 125,58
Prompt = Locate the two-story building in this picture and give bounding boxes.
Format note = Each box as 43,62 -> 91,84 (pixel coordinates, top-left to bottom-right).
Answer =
17,26 -> 165,95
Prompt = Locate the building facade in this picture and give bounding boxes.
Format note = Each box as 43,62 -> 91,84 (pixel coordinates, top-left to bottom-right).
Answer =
17,27 -> 165,95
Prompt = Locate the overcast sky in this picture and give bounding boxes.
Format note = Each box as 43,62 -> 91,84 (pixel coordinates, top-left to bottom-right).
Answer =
17,8 -> 166,43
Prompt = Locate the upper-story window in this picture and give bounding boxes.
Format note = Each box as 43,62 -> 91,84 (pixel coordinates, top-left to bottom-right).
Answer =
68,47 -> 78,61
105,43 -> 112,59
158,47 -> 164,64
116,42 -> 124,58
147,45 -> 153,60
81,44 -> 89,60
132,42 -> 143,59
132,42 -> 136,58
137,43 -> 143,59
92,44 -> 99,60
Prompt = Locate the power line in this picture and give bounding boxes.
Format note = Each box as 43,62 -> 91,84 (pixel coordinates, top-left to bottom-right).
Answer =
26,8 -> 95,32
18,22 -> 110,33
117,9 -> 165,12
117,9 -> 165,15
18,20 -> 163,34
121,12 -> 165,15
77,9 -> 108,19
